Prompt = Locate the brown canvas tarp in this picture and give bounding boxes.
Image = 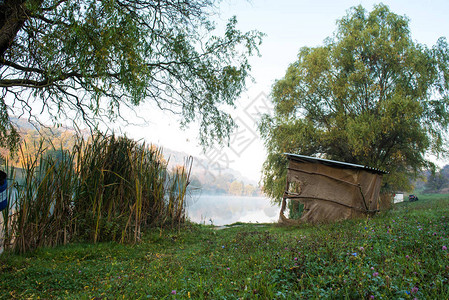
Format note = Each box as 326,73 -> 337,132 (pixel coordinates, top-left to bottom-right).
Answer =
378,193 -> 393,211
280,154 -> 385,224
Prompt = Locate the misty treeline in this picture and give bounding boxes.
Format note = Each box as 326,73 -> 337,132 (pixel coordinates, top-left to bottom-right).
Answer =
416,165 -> 449,193
190,172 -> 260,197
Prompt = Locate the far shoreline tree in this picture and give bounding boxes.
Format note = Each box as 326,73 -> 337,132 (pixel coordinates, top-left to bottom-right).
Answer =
424,165 -> 449,193
0,0 -> 263,153
259,4 -> 449,200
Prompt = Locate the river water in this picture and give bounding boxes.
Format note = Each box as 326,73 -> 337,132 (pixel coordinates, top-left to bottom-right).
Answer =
185,194 -> 280,226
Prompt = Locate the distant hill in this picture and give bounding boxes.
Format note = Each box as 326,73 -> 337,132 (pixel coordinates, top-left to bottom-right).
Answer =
11,117 -> 41,131
163,148 -> 262,196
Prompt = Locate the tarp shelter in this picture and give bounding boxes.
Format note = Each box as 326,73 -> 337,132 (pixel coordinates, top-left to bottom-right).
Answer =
280,154 -> 387,224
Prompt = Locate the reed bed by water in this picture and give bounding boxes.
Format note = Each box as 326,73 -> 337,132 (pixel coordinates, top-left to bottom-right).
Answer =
0,134 -> 191,253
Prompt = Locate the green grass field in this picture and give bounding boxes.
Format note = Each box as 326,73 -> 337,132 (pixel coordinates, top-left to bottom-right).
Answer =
415,193 -> 449,202
1,196 -> 448,299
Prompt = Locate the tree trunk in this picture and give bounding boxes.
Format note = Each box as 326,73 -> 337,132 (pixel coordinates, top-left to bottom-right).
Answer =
0,0 -> 27,59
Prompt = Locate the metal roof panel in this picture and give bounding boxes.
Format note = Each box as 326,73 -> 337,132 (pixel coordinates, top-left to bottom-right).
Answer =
285,153 -> 388,174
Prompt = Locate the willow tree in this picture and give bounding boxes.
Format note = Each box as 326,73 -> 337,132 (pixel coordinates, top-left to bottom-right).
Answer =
260,4 -> 449,200
0,0 -> 263,152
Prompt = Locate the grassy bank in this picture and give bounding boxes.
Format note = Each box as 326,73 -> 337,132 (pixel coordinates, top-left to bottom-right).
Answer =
0,197 -> 448,299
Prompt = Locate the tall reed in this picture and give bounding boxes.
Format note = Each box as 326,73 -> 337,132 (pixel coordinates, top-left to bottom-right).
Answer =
0,133 -> 192,253
1,161 -> 16,251
1,142 -> 76,253
166,156 -> 193,228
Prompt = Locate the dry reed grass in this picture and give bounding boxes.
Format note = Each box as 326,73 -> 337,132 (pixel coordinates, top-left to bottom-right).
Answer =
0,133 -> 192,253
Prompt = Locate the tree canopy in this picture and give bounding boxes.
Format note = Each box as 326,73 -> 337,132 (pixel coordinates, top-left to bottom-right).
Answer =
0,0 -> 263,152
259,4 -> 449,200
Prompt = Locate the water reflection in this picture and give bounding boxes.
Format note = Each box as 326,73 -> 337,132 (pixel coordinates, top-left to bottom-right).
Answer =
185,195 -> 280,226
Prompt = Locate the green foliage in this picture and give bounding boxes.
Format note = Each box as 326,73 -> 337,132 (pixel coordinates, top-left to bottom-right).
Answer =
260,4 -> 449,199
1,198 -> 448,298
0,0 -> 263,150
0,101 -> 19,154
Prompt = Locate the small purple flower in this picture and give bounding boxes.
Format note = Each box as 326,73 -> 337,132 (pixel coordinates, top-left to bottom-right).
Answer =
359,247 -> 364,251
227,267 -> 230,270
294,257 -> 298,261
222,245 -> 225,249
171,290 -> 177,295
373,272 -> 379,277
443,245 -> 447,250
411,286 -> 418,294
370,295 -> 374,299
78,270 -> 81,274
370,267 -> 374,270
406,255 -> 410,259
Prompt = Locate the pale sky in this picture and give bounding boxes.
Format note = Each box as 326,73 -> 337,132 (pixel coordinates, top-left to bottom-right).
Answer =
121,0 -> 449,182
